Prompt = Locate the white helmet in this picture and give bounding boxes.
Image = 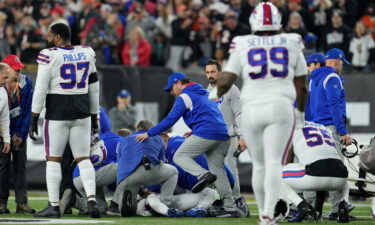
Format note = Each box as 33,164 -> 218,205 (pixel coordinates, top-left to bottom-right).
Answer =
249,2 -> 282,32
90,134 -> 107,166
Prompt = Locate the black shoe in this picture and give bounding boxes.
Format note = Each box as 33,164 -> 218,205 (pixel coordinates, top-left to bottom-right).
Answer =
121,190 -> 136,217
329,213 -> 356,222
16,203 -> 36,214
337,200 -> 349,223
288,201 -> 317,222
34,202 -> 61,218
59,188 -> 76,215
192,172 -> 217,193
107,200 -> 120,216
236,197 -> 250,218
0,201 -> 10,214
87,200 -> 102,218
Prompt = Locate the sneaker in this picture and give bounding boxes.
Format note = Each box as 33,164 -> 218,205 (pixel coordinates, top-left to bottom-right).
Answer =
107,200 -> 120,216
185,207 -> 207,217
259,216 -> 278,225
0,201 -> 10,214
121,190 -> 136,217
167,208 -> 185,218
288,201 -> 317,222
236,196 -> 250,218
16,203 -> 36,214
87,200 -> 102,218
337,200 -> 349,223
59,188 -> 75,215
34,202 -> 61,218
191,172 -> 217,193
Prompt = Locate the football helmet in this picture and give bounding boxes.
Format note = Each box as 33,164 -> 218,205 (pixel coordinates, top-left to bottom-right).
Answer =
249,2 -> 282,32
90,134 -> 107,166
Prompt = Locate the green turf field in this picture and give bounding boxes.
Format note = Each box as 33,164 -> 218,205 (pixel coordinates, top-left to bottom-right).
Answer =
0,198 -> 373,225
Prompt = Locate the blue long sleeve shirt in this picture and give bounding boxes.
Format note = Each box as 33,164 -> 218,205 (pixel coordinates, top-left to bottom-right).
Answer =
148,83 -> 229,141
8,74 -> 33,139
308,66 -> 348,135
100,107 -> 112,134
117,131 -> 165,183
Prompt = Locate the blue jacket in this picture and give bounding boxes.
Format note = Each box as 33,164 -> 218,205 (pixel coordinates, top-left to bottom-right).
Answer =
117,131 -> 165,183
307,66 -> 348,135
165,136 -> 235,190
148,83 -> 229,141
100,107 -> 112,134
72,131 -> 120,178
8,74 -> 33,139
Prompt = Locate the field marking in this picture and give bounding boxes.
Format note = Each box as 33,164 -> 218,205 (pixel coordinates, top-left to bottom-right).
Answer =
0,218 -> 113,224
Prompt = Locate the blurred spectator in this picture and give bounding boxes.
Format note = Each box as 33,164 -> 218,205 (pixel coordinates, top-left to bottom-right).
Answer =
151,31 -> 170,66
270,0 -> 289,26
17,15 -> 45,63
38,15 -> 51,39
124,0 -> 156,42
321,10 -> 352,55
239,0 -> 257,27
333,0 -> 358,29
87,17 -> 119,64
78,0 -> 99,45
109,89 -> 137,132
0,0 -> 14,24
230,0 -> 242,14
0,12 -> 10,59
361,4 -> 375,40
166,5 -> 193,71
349,21 -> 375,71
285,0 -> 314,32
122,26 -> 151,66
100,4 -> 113,20
214,47 -> 227,69
191,16 -> 212,65
4,25 -> 17,55
285,12 -> 308,39
220,10 -> 251,58
50,7 -> 69,27
155,1 -> 175,38
310,0 -> 333,49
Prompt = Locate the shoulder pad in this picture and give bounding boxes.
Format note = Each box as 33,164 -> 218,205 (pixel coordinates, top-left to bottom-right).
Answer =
37,49 -> 52,65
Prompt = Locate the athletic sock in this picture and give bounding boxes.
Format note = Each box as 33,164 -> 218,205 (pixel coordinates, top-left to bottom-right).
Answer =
252,165 -> 265,218
46,161 -> 62,206
263,161 -> 282,219
78,159 -> 96,198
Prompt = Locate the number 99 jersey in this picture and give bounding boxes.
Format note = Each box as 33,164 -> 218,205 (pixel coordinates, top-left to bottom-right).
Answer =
224,33 -> 307,104
293,121 -> 341,164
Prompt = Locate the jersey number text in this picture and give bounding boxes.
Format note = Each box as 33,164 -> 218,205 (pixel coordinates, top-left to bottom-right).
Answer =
248,47 -> 288,79
302,127 -> 336,148
60,62 -> 89,89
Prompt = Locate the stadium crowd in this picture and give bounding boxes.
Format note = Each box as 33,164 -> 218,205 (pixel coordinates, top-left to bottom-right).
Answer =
0,0 -> 373,71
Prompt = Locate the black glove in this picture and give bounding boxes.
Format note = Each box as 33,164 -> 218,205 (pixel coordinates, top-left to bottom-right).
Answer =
91,114 -> 99,134
29,114 -> 39,141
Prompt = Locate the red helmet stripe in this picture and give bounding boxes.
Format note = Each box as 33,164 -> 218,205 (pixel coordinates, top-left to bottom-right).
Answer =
263,3 -> 272,25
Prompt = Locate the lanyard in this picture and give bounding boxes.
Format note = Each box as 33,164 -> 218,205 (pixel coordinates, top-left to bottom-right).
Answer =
7,81 -> 20,107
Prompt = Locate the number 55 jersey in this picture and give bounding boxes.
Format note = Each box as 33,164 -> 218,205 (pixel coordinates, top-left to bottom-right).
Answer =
293,121 -> 342,164
224,33 -> 307,105
32,46 -> 97,120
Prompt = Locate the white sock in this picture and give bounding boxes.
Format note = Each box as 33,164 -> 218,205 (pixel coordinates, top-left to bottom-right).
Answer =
252,165 -> 265,219
147,194 -> 169,215
46,161 -> 62,206
263,161 -> 282,219
279,182 -> 303,207
78,159 -> 96,198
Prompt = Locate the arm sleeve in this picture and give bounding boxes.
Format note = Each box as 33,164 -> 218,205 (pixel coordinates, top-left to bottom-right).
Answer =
31,63 -> 52,114
230,86 -> 242,137
99,107 -> 112,133
147,96 -> 188,137
224,37 -> 242,76
304,81 -> 312,121
17,79 -> 33,139
88,72 -> 100,114
325,77 -> 348,136
0,89 -> 10,143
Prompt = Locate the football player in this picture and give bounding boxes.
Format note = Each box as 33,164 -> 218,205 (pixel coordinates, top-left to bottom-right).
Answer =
29,23 -> 100,218
217,2 -> 307,224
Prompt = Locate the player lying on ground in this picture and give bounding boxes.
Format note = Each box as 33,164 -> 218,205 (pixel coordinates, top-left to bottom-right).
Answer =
280,121 -> 349,223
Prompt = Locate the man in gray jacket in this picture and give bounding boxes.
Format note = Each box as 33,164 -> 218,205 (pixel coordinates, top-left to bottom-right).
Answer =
205,59 -> 246,200
109,89 -> 137,132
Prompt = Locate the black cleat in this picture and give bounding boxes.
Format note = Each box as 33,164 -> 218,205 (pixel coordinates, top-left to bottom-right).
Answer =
236,196 -> 250,217
0,201 -> 10,214
337,200 -> 349,223
121,190 -> 136,217
288,201 -> 317,222
34,202 -> 61,218
107,200 -> 120,216
192,172 -> 217,193
88,200 -> 102,218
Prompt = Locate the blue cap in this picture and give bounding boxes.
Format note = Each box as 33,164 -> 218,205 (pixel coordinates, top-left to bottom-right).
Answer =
118,89 -> 131,98
306,53 -> 325,64
325,48 -> 350,65
163,72 -> 186,92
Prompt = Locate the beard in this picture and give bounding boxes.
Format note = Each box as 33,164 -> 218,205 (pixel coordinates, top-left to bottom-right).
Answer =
208,78 -> 217,85
47,39 -> 55,48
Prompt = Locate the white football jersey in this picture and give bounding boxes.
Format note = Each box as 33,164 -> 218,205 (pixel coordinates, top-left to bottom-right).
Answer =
224,33 -> 307,104
293,121 -> 341,164
36,45 -> 97,95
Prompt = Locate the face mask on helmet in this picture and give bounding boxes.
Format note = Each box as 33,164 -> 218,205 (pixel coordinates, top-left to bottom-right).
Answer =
249,2 -> 282,32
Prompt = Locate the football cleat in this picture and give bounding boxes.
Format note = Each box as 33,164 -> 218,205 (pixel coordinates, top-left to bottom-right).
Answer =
337,200 -> 349,223
87,200 -> 102,218
34,202 -> 61,218
191,172 -> 217,193
259,216 -> 278,225
185,207 -> 207,218
167,208 -> 185,218
288,201 -> 317,222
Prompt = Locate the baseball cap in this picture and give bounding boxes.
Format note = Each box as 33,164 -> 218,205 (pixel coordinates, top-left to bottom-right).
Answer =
325,48 -> 350,65
306,53 -> 325,65
3,55 -> 25,71
118,89 -> 131,98
163,72 -> 186,92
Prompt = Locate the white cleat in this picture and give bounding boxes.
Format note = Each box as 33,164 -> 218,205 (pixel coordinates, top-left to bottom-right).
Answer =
258,216 -> 278,225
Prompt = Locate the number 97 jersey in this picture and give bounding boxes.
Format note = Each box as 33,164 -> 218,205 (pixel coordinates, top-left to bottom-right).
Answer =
224,33 -> 307,104
37,45 -> 97,95
293,121 -> 341,164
